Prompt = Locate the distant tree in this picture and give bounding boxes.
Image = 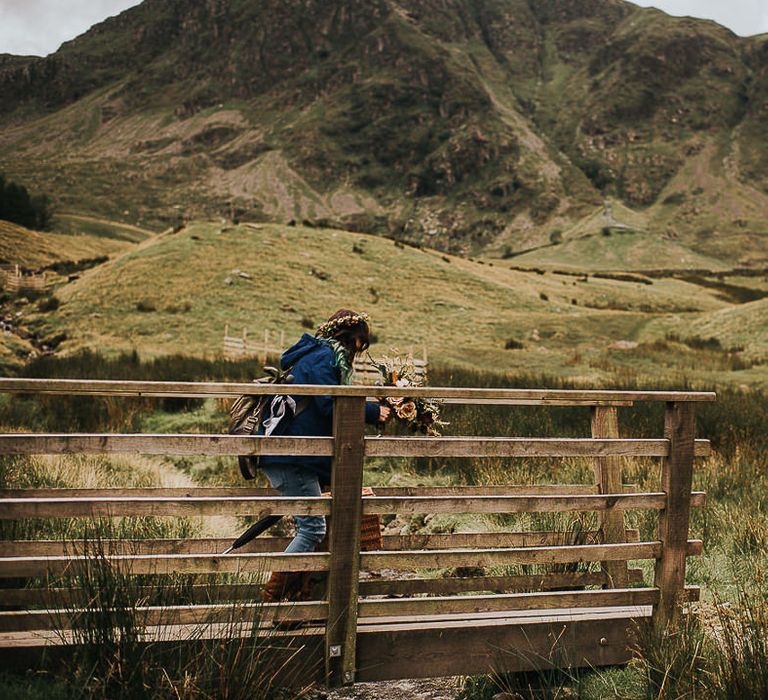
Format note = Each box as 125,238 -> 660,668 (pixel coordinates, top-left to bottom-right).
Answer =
0,173 -> 53,230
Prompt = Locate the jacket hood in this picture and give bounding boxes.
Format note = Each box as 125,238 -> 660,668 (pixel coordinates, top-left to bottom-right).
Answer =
281,333 -> 328,368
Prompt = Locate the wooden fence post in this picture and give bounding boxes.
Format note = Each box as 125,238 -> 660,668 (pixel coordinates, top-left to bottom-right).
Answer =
653,401 -> 696,630
325,396 -> 366,687
590,407 -> 628,587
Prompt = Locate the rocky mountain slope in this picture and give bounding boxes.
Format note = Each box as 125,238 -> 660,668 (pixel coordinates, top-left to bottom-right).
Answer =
0,0 -> 766,261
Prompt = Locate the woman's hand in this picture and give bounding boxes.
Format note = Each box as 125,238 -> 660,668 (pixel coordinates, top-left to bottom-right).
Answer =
378,404 -> 392,423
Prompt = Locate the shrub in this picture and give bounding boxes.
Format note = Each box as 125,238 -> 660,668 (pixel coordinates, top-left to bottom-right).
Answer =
135,300 -> 156,312
505,339 -> 525,350
662,191 -> 687,205
0,172 -> 53,230
37,295 -> 60,312
300,317 -> 314,329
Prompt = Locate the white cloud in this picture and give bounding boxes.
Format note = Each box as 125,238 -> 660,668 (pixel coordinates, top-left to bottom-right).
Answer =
0,0 -> 141,56
631,0 -> 768,37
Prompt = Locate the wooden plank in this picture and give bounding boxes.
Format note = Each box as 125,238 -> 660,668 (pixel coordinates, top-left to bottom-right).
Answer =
1,584 -> 268,607
360,540 -> 702,571
0,378 -> 717,402
358,569 -> 646,596
0,496 -> 331,519
0,434 -> 333,457
365,437 -> 712,458
0,601 -> 329,632
0,530 -> 644,558
441,398 -> 634,406
355,614 -> 641,682
359,587 -> 698,625
0,484 -> 642,498
591,407 -> 629,587
653,402 -> 697,630
0,493 -> 705,519
2,588 -> 698,634
325,396 -> 366,687
357,588 -> 659,618
0,552 -> 329,577
0,488 -> 701,509
0,434 -> 711,458
0,621 -> 326,649
0,569 -> 664,608
361,493 -> 669,514
0,487 -> 283,498
361,542 -> 660,570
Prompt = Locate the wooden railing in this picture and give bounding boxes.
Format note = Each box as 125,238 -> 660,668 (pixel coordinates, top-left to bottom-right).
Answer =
0,379 -> 714,686
0,265 -> 50,293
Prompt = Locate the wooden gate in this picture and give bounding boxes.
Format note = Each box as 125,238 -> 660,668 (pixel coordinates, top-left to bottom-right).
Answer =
0,379 -> 713,686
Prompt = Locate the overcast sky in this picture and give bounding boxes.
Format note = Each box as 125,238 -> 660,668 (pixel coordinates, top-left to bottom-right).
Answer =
0,0 -> 767,57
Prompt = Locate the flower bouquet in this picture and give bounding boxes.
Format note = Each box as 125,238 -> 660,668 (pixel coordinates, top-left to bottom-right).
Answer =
367,351 -> 448,436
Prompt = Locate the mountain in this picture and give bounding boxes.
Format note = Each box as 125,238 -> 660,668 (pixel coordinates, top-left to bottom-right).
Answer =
0,0 -> 766,262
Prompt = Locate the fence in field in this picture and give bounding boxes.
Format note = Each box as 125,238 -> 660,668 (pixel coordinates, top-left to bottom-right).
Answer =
0,265 -> 49,293
0,379 -> 713,687
222,325 -> 428,383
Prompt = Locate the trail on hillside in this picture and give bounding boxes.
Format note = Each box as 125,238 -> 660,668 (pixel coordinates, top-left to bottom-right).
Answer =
57,212 -> 160,238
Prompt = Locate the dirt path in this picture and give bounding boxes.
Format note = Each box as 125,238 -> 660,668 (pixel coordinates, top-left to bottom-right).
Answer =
324,677 -> 463,700
57,212 -> 160,238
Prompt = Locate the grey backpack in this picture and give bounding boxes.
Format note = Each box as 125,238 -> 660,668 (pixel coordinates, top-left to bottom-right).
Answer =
228,366 -> 308,479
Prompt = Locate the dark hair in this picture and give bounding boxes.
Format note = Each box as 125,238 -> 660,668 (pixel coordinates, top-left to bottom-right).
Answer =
323,308 -> 370,357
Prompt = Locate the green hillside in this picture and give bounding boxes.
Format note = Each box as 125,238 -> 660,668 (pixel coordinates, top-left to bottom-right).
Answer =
23,220 -> 768,387
511,227 -> 727,272
0,219 -> 131,268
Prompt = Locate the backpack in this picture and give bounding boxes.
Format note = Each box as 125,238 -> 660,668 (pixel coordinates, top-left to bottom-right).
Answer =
228,365 -> 309,480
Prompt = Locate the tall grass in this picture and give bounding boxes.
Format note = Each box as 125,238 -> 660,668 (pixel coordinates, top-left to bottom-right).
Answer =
49,537 -> 318,700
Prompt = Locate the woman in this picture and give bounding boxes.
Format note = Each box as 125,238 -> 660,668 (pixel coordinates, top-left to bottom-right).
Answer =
259,309 -> 390,601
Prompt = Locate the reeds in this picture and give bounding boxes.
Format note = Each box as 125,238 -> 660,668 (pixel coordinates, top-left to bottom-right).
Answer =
53,536 -> 318,700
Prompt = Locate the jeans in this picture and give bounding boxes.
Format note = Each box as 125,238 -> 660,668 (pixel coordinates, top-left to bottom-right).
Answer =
262,463 -> 326,553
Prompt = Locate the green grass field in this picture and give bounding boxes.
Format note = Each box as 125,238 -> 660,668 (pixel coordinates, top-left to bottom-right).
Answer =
0,219 -> 131,268
14,220 -> 766,389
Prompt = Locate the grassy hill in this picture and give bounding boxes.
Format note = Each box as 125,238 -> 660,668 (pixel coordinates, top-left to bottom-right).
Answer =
510,226 -> 727,272
0,219 -> 132,268
21,220 -> 768,388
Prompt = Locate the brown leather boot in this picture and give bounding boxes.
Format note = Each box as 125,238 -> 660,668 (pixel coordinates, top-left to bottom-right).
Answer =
260,571 -> 310,603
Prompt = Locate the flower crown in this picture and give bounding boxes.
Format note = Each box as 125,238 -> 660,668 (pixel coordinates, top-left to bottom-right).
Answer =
316,312 -> 370,338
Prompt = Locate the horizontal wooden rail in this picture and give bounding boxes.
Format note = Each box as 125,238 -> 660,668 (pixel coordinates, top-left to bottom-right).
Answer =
0,530 -> 643,557
0,551 -> 329,578
0,587 -> 701,634
0,484 -> 642,498
0,496 -> 331,519
0,601 -> 329,632
360,540 -> 703,571
0,434 -> 334,457
361,493 -> 706,515
0,378 -> 717,402
358,569 -> 646,596
0,492 -> 705,518
357,586 -> 700,618
0,434 -> 711,458
440,398 -> 634,406
0,570 -> 649,607
0,540 -> 702,578
366,437 -> 712,458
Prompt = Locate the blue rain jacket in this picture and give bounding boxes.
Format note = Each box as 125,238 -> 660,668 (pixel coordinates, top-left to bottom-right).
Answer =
259,333 -> 380,483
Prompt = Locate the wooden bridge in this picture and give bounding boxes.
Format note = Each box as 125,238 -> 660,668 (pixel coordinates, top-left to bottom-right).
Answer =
0,379 -> 714,687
